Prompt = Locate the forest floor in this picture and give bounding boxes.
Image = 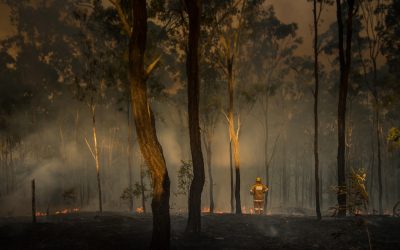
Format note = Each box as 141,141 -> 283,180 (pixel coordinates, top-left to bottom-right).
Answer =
1,212 -> 399,250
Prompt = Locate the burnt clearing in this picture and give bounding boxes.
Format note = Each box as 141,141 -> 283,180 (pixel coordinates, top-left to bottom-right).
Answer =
0,213 -> 399,250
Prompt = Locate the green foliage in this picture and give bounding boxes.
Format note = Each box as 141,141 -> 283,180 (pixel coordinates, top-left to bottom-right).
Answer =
381,0 -> 400,78
176,160 -> 193,196
348,168 -> 368,215
121,164 -> 152,202
120,182 -> 151,202
120,187 -> 135,201
330,168 -> 369,216
387,127 -> 400,146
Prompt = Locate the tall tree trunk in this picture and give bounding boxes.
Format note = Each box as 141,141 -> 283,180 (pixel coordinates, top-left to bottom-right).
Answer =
129,1 -> 170,248
263,93 -> 270,213
229,140 -> 234,213
371,59 -> 383,215
301,162 -> 305,208
127,102 -> 134,212
185,0 -> 205,233
282,137 -> 287,207
336,0 -> 355,217
205,133 -> 215,213
140,162 -> 146,213
90,101 -> 102,213
32,179 -> 36,223
85,159 -> 91,206
369,104 -> 375,211
228,64 -> 241,214
295,165 -> 299,207
313,0 -> 321,220
376,107 -> 383,214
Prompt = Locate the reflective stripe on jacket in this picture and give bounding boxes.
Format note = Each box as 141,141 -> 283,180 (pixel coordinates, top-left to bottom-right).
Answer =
250,183 -> 268,201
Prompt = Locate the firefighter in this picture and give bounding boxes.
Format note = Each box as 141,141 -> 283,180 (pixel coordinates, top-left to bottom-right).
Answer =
250,177 -> 268,214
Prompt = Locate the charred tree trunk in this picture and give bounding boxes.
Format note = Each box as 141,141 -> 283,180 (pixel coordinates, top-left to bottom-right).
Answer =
185,0 -> 205,233
301,161 -> 305,208
369,104 -> 375,210
140,162 -> 146,213
371,59 -> 383,215
376,107 -> 383,214
91,102 -> 102,213
204,133 -> 215,213
86,160 -> 91,206
336,0 -> 355,217
129,1 -> 170,248
282,138 -> 287,207
227,59 -> 242,215
313,0 -> 322,220
127,102 -> 134,212
264,93 -> 270,213
32,179 -> 36,223
229,140 -> 234,213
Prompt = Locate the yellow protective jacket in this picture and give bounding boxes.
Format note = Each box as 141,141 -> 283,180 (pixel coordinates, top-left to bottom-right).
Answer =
250,183 -> 268,201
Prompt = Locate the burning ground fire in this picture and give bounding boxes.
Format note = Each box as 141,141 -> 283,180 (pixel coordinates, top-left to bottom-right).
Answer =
201,207 -> 225,214
36,206 -> 259,217
201,206 -> 255,214
136,207 -> 144,214
35,208 -> 80,217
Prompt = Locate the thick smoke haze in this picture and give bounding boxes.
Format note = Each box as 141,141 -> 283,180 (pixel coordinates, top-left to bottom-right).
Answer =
0,0 -> 399,219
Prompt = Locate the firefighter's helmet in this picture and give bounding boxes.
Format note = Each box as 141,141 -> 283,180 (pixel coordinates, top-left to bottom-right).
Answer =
256,177 -> 261,182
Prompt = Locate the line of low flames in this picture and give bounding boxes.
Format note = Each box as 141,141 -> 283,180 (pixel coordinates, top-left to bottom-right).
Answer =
35,208 -> 80,217
134,206 -> 251,214
201,206 -> 255,214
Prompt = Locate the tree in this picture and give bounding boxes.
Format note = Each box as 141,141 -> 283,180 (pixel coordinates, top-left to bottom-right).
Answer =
387,127 -> 400,146
74,2 -> 123,213
0,0 -> 130,210
177,160 -> 194,196
381,0 -> 400,79
210,0 -> 248,215
336,0 -> 357,216
185,0 -> 205,233
199,67 -> 222,213
84,97 -> 103,213
358,0 -> 387,215
311,0 -> 326,220
109,0 -> 171,248
243,4 -> 301,213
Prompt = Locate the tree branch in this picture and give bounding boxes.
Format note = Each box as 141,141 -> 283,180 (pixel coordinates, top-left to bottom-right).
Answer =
108,0 -> 132,36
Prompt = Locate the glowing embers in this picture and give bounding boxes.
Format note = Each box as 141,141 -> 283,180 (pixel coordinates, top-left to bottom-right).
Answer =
241,206 -> 255,214
201,207 -> 227,214
35,207 -> 80,217
35,212 -> 47,217
136,207 -> 144,214
55,208 -> 80,215
201,207 -> 211,213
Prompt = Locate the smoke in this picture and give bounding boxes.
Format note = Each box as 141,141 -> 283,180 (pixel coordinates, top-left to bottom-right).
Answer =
0,0 -> 398,218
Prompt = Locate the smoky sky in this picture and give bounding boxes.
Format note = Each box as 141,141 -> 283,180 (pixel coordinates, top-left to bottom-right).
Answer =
0,1 -> 336,56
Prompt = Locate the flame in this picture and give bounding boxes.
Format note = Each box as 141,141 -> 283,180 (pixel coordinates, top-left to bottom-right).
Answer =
201,207 -> 229,214
136,207 -> 144,214
55,208 -> 80,215
35,208 -> 80,217
202,207 -> 211,213
35,212 -> 47,217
